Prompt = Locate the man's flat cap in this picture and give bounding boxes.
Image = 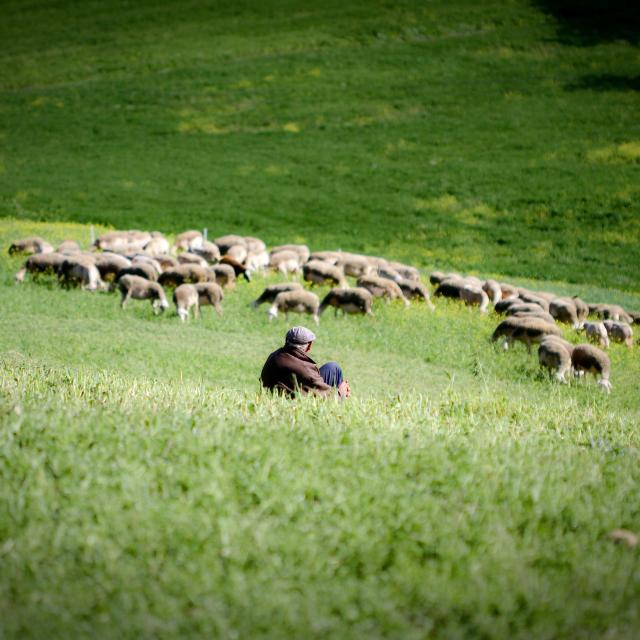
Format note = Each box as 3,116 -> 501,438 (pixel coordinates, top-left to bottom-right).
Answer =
285,326 -> 317,345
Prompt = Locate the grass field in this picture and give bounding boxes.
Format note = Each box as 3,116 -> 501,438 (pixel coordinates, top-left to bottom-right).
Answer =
1,1 -> 640,638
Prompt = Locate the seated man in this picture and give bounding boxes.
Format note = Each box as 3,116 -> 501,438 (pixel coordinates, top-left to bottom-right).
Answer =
260,326 -> 350,398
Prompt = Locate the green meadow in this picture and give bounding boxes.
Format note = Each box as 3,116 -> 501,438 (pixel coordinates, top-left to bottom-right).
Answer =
1,1 -> 640,638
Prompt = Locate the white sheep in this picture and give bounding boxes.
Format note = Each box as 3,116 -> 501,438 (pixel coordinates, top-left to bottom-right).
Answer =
571,344 -> 612,392
303,260 -> 347,288
119,275 -> 169,313
460,285 -> 489,313
357,275 -> 409,306
268,290 -> 320,325
603,320 -> 633,347
173,284 -> 199,322
270,250 -> 301,277
319,287 -> 374,317
582,321 -> 609,348
9,236 -> 54,256
538,336 -> 575,383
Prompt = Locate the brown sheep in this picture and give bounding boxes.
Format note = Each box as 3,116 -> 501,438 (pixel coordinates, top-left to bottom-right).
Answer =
119,275 -> 169,313
252,283 -> 303,308
267,290 -> 320,325
492,316 -> 562,352
319,287 -> 374,317
357,275 -> 409,306
303,260 -> 347,288
571,344 -> 612,392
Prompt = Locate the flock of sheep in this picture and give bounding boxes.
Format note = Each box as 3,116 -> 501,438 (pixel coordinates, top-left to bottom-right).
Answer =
9,229 -> 639,393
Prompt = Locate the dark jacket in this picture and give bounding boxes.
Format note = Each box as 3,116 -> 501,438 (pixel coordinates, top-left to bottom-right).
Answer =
260,345 -> 331,397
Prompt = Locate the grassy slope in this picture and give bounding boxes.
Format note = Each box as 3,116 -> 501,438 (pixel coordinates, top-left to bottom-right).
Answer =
1,219 -> 640,639
1,0 -> 639,288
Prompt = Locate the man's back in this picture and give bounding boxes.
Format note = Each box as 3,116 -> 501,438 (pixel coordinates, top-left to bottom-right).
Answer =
260,345 -> 331,397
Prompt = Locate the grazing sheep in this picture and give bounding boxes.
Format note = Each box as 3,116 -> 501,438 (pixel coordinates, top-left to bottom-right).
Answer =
59,256 -> 106,291
429,271 -> 460,286
194,282 -> 224,315
119,275 -> 169,313
460,285 -> 489,313
571,297 -> 589,323
582,321 -> 609,348
92,253 -> 131,282
494,298 -> 521,314
357,275 -> 409,306
57,240 -> 81,254
244,237 -> 266,254
303,260 -> 347,288
207,264 -> 236,289
245,249 -> 270,274
214,235 -> 246,254
95,230 -> 150,252
267,290 -> 320,325
144,234 -> 170,256
571,344 -> 612,392
193,241 -> 221,263
549,298 -> 581,329
158,264 -> 210,288
310,250 -> 343,265
434,277 -> 465,300
499,282 -> 519,300
517,290 -> 550,312
270,250 -> 302,277
270,244 -> 310,265
538,336 -> 573,383
15,252 -> 66,282
482,279 -> 502,305
177,252 -> 209,267
132,255 -> 162,275
173,284 -> 199,322
337,253 -> 374,278
388,261 -> 420,281
377,265 -> 403,282
492,316 -> 562,352
174,230 -> 203,252
9,236 -> 54,256
396,278 -> 435,308
219,255 -> 251,282
589,303 -> 633,324
225,244 -> 248,263
603,320 -> 634,347
116,263 -> 158,282
506,303 -> 556,324
319,287 -> 374,317
153,254 -> 179,270
628,311 -> 640,325
252,283 -> 303,308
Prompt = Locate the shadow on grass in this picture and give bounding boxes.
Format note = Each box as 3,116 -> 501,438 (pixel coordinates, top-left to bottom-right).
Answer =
565,74 -> 640,92
534,0 -> 640,45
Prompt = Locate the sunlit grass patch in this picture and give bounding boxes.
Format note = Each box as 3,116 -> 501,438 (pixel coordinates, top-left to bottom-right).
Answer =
587,141 -> 640,164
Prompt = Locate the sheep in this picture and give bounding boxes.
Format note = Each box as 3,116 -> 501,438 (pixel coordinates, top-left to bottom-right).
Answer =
357,275 -> 409,306
153,254 -> 179,270
158,264 -> 210,288
499,282 -> 519,300
377,265 -> 403,283
571,344 -> 612,392
571,296 -> 589,323
589,303 -> 633,324
538,336 -> 573,383
15,252 -> 66,283
219,255 -> 251,282
94,230 -> 150,252
59,256 -> 106,291
207,264 -> 236,289
9,236 -> 54,256
267,290 -> 320,325
194,282 -> 224,315
482,279 -> 502,305
603,320 -> 634,347
143,234 -> 170,256
252,283 -> 303,308
57,240 -> 81,254
131,255 -> 162,276
388,261 -> 420,281
177,252 -> 209,267
492,316 -> 562,352
270,250 -> 301,277
119,275 -> 169,313
494,298 -> 521,314
429,271 -> 459,286
116,263 -> 158,282
309,250 -> 342,265
174,230 -> 203,252
460,285 -> 489,313
319,287 -> 374,317
173,284 -> 199,322
245,249 -> 270,274
549,298 -> 581,329
433,277 -> 465,300
396,278 -> 435,308
582,321 -> 609,348
270,244 -> 310,265
225,244 -> 248,263
193,241 -> 221,263
628,311 -> 640,325
92,253 -> 131,282
506,303 -> 556,324
303,260 -> 347,288
337,253 -> 374,278
517,290 -> 550,312
244,237 -> 266,254
214,235 -> 246,254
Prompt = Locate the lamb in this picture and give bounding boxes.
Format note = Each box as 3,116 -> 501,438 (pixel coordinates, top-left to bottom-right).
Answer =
59,256 -> 106,291
460,285 -> 489,313
491,316 -> 562,352
219,255 -> 251,282
15,252 -> 66,282
482,279 -> 502,305
549,298 -> 581,329
571,344 -> 612,392
303,260 -> 347,288
173,284 -> 199,322
603,320 -> 634,347
538,336 -> 574,383
582,321 -> 609,348
9,236 -> 54,256
270,250 -> 301,277
194,282 -> 224,315
252,283 -> 303,308
270,244 -> 310,265
396,278 -> 435,308
174,230 -> 203,252
207,264 -> 236,288
158,264 -> 210,288
267,290 -> 320,325
119,275 -> 169,313
319,287 -> 374,317
357,275 -> 409,306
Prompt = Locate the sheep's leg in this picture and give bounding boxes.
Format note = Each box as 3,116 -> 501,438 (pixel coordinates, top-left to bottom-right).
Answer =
194,303 -> 201,319
214,301 -> 223,316
14,267 -> 26,283
121,290 -> 132,309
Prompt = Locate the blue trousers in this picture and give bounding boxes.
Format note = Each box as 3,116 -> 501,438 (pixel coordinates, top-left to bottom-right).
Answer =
319,361 -> 344,388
